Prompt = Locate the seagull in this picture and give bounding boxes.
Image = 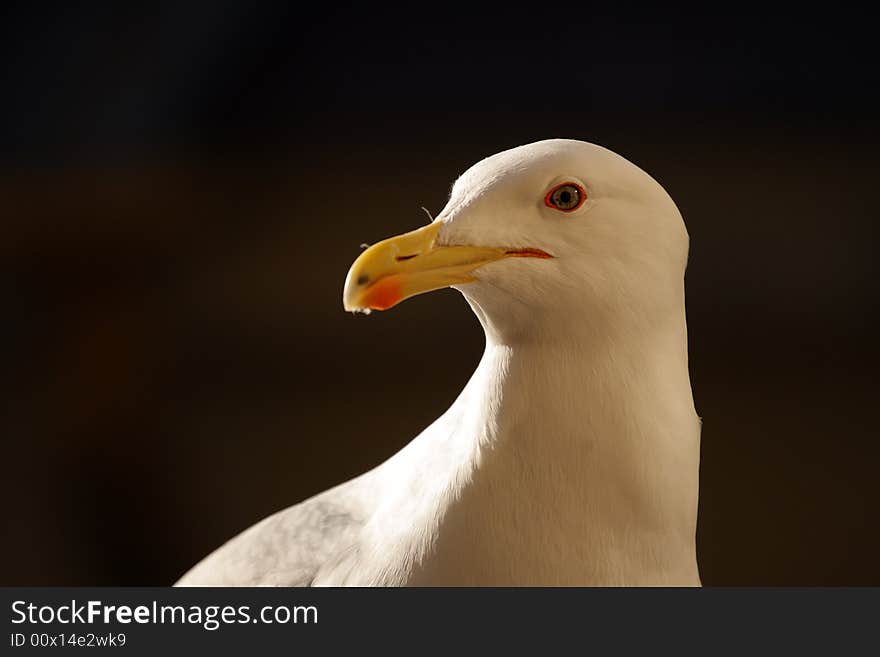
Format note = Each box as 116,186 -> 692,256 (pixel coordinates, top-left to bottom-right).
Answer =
177,139 -> 702,586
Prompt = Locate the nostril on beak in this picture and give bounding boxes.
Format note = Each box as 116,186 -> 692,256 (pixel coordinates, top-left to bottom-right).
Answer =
356,274 -> 370,286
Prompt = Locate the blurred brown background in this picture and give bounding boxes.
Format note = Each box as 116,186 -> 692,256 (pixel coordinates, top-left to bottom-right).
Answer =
2,3 -> 877,585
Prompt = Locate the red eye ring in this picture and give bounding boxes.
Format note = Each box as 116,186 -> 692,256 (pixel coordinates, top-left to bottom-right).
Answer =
544,182 -> 586,212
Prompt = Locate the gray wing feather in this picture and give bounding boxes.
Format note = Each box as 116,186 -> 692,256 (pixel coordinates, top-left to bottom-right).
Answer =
175,475 -> 371,586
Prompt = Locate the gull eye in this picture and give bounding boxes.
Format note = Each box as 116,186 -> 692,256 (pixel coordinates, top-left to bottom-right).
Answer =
544,182 -> 585,212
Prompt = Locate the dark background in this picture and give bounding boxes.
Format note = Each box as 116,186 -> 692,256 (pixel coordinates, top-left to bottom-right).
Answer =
2,2 -> 877,585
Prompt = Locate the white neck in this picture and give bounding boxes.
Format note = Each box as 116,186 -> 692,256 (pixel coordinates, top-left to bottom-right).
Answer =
350,302 -> 701,586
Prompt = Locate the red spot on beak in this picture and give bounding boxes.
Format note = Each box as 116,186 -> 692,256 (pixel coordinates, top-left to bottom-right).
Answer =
361,276 -> 403,311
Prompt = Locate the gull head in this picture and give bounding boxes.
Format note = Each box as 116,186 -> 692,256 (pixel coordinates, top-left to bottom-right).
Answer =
343,139 -> 689,342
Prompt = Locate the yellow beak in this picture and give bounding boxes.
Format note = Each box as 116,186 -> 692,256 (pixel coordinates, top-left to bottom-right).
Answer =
343,222 -> 552,312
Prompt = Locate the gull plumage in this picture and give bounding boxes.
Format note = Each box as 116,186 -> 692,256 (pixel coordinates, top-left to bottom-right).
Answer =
178,139 -> 701,586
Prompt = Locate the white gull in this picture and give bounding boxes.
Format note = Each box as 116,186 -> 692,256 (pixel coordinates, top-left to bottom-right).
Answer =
177,139 -> 702,586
